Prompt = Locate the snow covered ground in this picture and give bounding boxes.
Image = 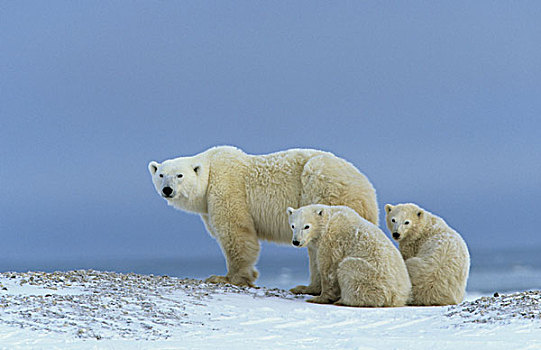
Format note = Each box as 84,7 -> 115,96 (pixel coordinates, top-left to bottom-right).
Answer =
0,270 -> 539,350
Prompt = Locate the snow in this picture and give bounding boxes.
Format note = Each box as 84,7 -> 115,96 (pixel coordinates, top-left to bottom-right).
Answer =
0,271 -> 540,349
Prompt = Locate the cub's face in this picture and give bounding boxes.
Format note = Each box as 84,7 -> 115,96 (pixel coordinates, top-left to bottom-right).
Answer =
148,158 -> 205,209
286,206 -> 325,248
385,204 -> 423,242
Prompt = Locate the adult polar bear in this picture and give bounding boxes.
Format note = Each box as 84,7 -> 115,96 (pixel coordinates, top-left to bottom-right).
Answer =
148,146 -> 378,287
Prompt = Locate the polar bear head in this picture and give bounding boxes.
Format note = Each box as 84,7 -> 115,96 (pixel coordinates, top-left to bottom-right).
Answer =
148,155 -> 210,213
384,203 -> 424,242
286,204 -> 328,248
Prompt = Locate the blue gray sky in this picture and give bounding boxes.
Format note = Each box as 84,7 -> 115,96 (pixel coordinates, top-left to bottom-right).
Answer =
1,2 -> 540,269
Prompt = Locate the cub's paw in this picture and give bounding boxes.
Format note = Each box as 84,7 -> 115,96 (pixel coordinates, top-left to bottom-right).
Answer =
333,299 -> 347,306
290,285 -> 321,295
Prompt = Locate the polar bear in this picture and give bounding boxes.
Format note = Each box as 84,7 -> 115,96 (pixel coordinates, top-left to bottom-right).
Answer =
287,205 -> 411,307
385,203 -> 470,306
148,146 -> 378,287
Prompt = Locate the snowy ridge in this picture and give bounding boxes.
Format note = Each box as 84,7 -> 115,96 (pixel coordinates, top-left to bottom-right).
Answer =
447,290 -> 541,323
0,270 -> 303,341
0,270 -> 540,349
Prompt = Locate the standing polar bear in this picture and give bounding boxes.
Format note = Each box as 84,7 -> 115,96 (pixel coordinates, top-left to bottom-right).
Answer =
148,146 -> 378,287
385,203 -> 470,306
287,205 -> 411,307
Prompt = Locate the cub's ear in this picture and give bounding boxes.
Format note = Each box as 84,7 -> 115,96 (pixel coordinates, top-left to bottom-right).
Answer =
193,164 -> 201,174
317,209 -> 323,216
148,161 -> 159,175
417,210 -> 423,218
286,207 -> 295,216
385,204 -> 394,213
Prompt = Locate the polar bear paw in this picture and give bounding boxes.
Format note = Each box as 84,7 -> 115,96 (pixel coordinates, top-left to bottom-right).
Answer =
204,275 -> 230,285
205,271 -> 257,288
290,284 -> 321,295
307,295 -> 334,304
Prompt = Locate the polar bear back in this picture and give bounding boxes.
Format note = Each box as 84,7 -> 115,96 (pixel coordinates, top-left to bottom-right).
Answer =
244,149 -> 328,242
299,154 -> 379,224
239,149 -> 378,243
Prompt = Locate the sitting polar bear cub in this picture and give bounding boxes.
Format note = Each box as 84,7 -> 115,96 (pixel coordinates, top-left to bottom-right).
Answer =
148,146 -> 378,287
385,203 -> 470,306
287,204 -> 411,307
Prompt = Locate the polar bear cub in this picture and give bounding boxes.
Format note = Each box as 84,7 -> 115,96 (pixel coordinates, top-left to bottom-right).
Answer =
287,204 -> 411,307
385,203 -> 470,306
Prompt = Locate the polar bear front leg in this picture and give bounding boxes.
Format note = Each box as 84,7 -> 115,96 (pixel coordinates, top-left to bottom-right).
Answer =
307,258 -> 340,304
290,244 -> 322,295
307,271 -> 340,304
205,196 -> 260,287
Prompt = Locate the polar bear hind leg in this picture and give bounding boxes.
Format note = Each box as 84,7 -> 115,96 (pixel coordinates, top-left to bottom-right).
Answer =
335,257 -> 388,307
406,256 -> 459,306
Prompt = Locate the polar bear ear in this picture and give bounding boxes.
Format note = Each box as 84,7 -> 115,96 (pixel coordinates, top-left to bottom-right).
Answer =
148,161 -> 159,175
286,207 -> 295,216
417,210 -> 423,218
193,164 -> 201,174
317,209 -> 323,216
385,204 -> 394,213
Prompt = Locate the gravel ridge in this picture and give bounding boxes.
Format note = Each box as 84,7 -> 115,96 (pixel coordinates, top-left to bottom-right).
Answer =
1,270 -> 539,340
446,290 -> 541,324
0,270 -> 303,340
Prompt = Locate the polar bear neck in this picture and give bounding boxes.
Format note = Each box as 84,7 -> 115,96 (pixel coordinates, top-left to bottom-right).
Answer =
169,194 -> 208,214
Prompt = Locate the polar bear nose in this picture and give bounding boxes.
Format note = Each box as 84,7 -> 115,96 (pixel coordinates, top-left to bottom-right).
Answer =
162,186 -> 173,197
392,232 -> 400,239
292,240 -> 300,247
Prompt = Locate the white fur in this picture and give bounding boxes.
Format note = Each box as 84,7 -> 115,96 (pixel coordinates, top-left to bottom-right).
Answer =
288,205 -> 411,307
385,203 -> 470,306
149,146 -> 379,287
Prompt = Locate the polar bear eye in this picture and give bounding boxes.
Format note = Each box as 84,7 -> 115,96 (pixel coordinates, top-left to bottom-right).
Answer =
404,221 -> 410,225
304,225 -> 310,230
291,224 -> 295,229
159,174 -> 164,178
177,174 -> 183,178
391,218 -> 396,223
